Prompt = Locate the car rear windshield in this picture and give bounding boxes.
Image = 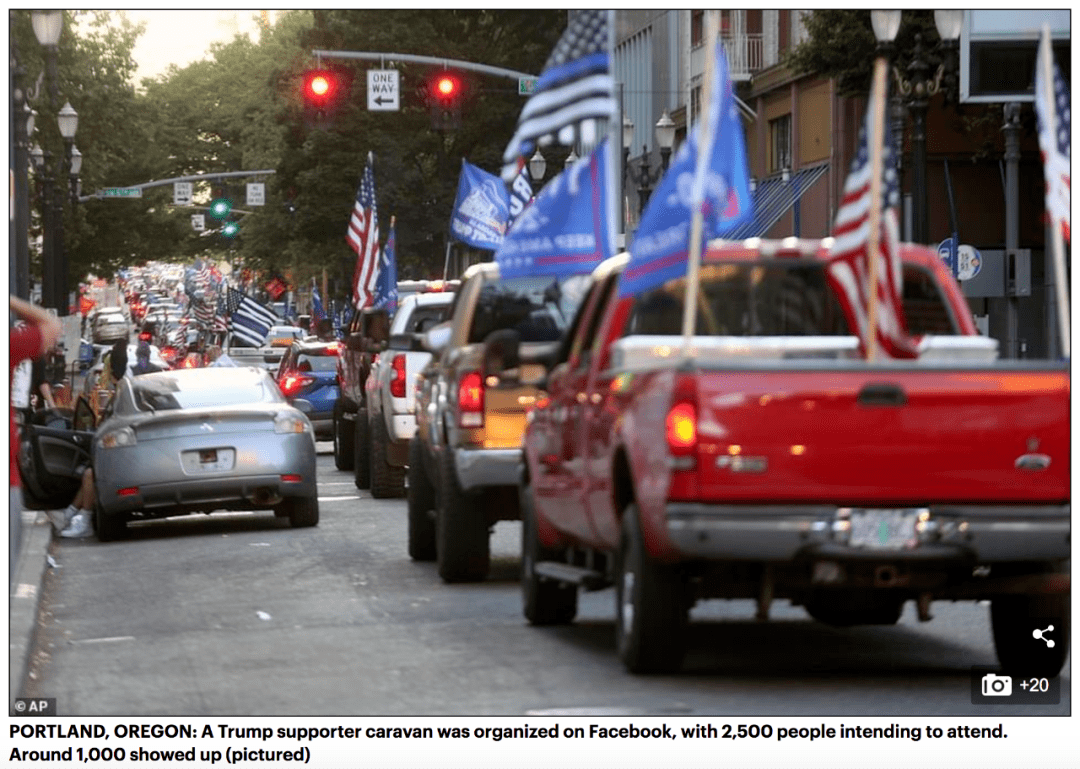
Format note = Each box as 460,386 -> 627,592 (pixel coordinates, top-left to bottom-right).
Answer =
296,352 -> 338,372
622,261 -> 957,337
404,305 -> 451,335
131,376 -> 283,411
468,275 -> 590,344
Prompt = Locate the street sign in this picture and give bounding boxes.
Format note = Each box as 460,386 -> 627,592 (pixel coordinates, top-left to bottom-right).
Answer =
518,76 -> 538,95
191,214 -> 205,232
937,237 -> 958,279
173,182 -> 193,206
367,69 -> 400,111
246,182 -> 265,206
101,187 -> 142,198
956,244 -> 983,281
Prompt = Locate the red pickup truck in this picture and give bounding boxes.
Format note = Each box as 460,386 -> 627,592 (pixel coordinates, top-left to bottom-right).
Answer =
519,238 -> 1070,676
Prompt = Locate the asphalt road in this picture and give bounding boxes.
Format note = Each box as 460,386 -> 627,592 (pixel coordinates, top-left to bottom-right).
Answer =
23,444 -> 1070,718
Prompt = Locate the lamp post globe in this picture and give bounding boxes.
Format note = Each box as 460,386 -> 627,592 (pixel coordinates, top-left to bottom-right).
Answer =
58,101 -> 78,140
528,149 -> 546,193
31,10 -> 62,47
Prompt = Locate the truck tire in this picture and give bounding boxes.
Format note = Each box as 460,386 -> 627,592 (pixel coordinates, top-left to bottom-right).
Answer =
370,414 -> 405,499
991,587 -> 1069,677
615,503 -> 687,674
332,401 -> 354,471
521,480 -> 577,625
407,437 -> 436,562
353,407 -> 370,490
436,449 -> 489,583
279,495 -> 319,528
93,502 -> 128,542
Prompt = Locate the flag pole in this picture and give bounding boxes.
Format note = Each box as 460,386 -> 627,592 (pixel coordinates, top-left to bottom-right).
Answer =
865,57 -> 888,363
1041,24 -> 1070,358
681,12 -> 719,352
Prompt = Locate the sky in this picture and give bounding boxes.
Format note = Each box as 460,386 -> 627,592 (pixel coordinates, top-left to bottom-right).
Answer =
123,10 -> 268,83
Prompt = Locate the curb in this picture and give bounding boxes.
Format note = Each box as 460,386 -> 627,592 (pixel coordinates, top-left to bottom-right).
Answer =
9,510 -> 53,709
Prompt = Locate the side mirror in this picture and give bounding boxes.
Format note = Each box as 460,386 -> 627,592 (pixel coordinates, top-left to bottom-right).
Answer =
422,322 -> 453,355
74,396 -> 96,432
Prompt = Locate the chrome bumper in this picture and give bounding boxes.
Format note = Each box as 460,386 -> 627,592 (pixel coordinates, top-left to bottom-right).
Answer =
453,447 -> 522,492
665,503 -> 1071,562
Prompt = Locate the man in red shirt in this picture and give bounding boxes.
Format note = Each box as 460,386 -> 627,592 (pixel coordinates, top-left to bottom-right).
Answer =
10,296 -> 63,574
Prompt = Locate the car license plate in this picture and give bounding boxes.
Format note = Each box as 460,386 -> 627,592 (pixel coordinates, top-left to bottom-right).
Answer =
182,448 -> 235,473
847,508 -> 919,550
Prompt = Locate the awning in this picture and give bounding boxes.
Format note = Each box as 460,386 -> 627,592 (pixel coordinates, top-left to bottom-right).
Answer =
725,164 -> 829,240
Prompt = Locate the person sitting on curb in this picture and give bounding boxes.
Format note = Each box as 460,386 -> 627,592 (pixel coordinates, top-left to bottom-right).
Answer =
48,466 -> 96,539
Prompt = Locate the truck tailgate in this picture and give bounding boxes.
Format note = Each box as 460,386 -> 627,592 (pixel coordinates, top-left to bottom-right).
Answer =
689,367 -> 1069,504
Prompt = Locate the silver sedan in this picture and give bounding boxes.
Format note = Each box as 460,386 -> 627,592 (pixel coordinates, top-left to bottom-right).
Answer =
91,366 -> 319,540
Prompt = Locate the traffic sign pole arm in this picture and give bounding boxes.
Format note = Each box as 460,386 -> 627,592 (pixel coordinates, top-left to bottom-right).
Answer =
80,169 -> 276,203
312,49 -> 536,81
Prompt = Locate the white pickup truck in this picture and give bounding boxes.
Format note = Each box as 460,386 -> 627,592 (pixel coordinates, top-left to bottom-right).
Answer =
361,291 -> 455,498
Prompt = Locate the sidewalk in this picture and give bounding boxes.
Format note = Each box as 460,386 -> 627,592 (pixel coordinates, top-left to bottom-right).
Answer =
9,508 -> 53,708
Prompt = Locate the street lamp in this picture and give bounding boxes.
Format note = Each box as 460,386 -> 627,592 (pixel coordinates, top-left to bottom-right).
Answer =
624,113 -> 677,217
654,111 -> 676,172
69,146 -> 83,205
871,9 -> 961,246
528,149 -> 546,195
564,149 -> 578,169
10,41 -> 36,300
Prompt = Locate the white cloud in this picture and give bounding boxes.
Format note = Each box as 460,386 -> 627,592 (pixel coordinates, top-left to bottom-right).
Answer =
125,10 -> 265,83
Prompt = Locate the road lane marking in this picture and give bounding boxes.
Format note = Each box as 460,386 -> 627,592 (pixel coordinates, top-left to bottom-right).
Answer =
71,636 -> 135,644
319,495 -> 360,501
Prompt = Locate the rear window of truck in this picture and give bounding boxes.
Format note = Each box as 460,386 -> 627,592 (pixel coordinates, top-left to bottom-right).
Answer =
468,275 -> 590,344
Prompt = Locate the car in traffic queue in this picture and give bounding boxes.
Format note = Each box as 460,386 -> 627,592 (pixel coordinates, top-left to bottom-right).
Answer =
275,338 -> 342,440
53,366 -> 319,541
92,311 -> 131,345
81,342 -> 171,397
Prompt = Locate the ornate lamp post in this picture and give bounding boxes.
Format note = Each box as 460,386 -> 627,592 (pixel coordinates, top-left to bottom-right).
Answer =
56,101 -> 78,315
623,112 -> 677,217
10,34 -> 36,300
528,149 -> 546,195
69,145 -> 83,205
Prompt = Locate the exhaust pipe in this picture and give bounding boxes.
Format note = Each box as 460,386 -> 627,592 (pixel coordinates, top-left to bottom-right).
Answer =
874,564 -> 899,588
250,487 -> 282,507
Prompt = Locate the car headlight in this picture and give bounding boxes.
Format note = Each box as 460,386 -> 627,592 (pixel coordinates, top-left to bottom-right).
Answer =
274,412 -> 311,435
99,426 -> 137,449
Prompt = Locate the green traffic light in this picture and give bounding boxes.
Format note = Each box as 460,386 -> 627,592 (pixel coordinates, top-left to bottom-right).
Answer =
222,222 -> 239,237
210,198 -> 232,219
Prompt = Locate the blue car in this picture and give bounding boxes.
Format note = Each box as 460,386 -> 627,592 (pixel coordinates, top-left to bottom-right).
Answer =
275,339 -> 341,439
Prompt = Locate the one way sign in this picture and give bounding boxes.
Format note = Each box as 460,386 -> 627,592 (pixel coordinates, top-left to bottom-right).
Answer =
367,69 -> 399,111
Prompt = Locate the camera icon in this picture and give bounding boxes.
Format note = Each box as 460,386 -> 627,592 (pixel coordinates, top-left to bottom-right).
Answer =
981,673 -> 1013,697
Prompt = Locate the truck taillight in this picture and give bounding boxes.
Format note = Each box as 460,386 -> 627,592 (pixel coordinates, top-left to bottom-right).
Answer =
390,354 -> 407,398
666,401 -> 697,470
458,370 -> 484,428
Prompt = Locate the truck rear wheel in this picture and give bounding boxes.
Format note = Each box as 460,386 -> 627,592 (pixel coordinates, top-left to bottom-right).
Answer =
436,449 -> 489,583
991,590 -> 1069,677
332,401 -> 354,471
522,480 -> 577,625
353,407 -> 370,490
615,504 -> 687,674
407,437 -> 436,561
370,414 -> 405,499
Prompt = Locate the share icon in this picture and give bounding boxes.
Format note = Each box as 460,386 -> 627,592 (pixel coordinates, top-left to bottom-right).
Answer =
1032,625 -> 1055,648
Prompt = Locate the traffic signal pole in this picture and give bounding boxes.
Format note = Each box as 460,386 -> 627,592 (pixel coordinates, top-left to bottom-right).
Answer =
77,169 -> 276,204
310,49 -> 535,82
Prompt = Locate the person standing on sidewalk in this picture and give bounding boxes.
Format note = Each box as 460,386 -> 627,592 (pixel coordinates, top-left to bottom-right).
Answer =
9,297 -> 63,574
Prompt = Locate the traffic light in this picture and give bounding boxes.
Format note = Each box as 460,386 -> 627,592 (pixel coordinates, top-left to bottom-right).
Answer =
303,69 -> 339,111
429,71 -> 462,131
221,221 -> 239,238
209,197 -> 231,219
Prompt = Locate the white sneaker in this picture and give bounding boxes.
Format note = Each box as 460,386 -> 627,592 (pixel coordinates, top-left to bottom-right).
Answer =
48,506 -> 77,531
59,511 -> 93,539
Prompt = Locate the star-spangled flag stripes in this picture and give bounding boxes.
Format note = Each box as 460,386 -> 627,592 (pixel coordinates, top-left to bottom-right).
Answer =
1035,30 -> 1070,243
501,10 -> 617,182
347,152 -> 380,309
825,69 -> 918,360
226,287 -> 277,348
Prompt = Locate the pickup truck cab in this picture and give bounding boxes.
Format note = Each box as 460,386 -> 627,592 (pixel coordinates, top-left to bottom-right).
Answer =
363,291 -> 455,498
408,262 -> 591,581
520,239 -> 1070,676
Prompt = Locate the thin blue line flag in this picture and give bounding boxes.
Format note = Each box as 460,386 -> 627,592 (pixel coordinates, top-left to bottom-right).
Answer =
495,137 -> 615,280
620,40 -> 752,297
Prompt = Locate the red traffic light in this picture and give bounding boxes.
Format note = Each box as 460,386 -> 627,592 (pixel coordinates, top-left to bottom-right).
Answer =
432,73 -> 461,101
303,69 -> 338,106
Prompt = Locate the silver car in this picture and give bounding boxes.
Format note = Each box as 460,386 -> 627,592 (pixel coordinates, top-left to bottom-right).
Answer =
91,366 -> 319,540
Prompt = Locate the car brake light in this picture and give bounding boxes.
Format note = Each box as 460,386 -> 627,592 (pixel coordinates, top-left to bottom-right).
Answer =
117,487 -> 139,497
326,341 -> 342,355
458,370 -> 484,428
390,354 -> 407,398
280,374 -> 315,397
666,401 -> 697,470
138,331 -> 152,341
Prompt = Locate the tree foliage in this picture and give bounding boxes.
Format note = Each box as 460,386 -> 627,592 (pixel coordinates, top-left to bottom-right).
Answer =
13,9 -> 569,304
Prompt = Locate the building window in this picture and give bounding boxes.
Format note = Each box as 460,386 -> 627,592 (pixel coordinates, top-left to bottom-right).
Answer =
769,114 -> 792,174
691,10 -> 704,47
690,85 -> 702,128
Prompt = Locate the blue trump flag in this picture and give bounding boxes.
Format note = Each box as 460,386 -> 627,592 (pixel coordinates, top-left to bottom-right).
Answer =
495,137 -> 615,280
373,216 -> 399,314
450,161 -> 511,250
311,278 -> 327,324
621,41 -> 752,297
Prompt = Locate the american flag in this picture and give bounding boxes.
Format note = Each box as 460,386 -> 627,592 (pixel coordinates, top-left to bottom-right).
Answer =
1035,31 -> 1070,243
501,10 -> 616,182
226,287 -> 277,347
825,77 -> 918,360
347,152 -> 380,309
